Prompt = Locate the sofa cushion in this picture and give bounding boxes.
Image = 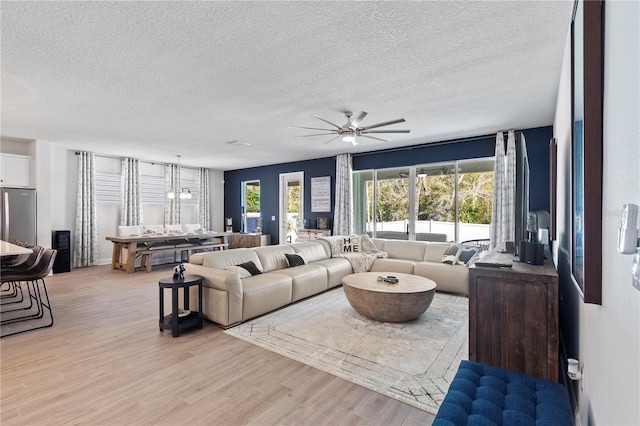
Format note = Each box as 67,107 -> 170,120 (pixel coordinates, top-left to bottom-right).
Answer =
237,261 -> 262,276
383,240 -> 427,262
254,245 -> 296,272
423,242 -> 453,262
310,257 -> 353,288
201,248 -> 263,272
370,238 -> 386,251
285,253 -> 306,267
414,261 -> 469,294
290,241 -> 329,263
277,264 -> 328,302
241,273 -> 293,321
225,265 -> 251,278
369,258 -> 416,274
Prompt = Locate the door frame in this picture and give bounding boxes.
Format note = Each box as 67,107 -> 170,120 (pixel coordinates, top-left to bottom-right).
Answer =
279,172 -> 304,244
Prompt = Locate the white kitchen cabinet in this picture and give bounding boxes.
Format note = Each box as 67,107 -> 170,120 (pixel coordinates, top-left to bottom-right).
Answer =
0,154 -> 33,187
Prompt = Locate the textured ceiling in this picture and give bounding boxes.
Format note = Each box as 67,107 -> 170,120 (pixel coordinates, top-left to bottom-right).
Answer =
1,1 -> 573,170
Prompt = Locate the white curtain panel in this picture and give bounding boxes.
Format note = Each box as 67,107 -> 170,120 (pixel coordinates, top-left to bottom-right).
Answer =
504,131 -> 517,245
333,153 -> 353,236
165,164 -> 182,225
490,131 -> 517,249
73,152 -> 99,267
198,167 -> 211,230
120,158 -> 143,226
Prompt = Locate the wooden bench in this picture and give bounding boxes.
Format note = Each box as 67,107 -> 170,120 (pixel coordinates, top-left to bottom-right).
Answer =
139,243 -> 228,272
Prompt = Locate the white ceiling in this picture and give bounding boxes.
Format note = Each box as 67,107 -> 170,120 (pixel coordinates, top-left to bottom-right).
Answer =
1,1 -> 573,171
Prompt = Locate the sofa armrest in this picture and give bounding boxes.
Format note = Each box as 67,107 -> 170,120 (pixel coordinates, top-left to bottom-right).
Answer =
184,263 -> 243,325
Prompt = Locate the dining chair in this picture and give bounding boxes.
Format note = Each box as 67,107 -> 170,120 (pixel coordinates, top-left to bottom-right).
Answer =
1,248 -> 57,338
1,246 -> 44,305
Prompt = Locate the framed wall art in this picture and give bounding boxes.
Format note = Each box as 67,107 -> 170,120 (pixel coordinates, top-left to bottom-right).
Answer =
571,0 -> 603,304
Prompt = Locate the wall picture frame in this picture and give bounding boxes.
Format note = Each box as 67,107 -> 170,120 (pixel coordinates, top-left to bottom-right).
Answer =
317,217 -> 328,230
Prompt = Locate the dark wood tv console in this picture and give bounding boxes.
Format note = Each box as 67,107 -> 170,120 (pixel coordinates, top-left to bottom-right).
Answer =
468,250 -> 559,382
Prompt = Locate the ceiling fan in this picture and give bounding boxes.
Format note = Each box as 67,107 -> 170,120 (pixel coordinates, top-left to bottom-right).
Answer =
289,111 -> 410,146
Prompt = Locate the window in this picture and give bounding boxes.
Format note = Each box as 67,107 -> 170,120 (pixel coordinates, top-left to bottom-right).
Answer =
95,171 -> 120,204
374,168 -> 410,239
242,180 -> 260,233
353,158 -> 494,242
140,175 -> 166,205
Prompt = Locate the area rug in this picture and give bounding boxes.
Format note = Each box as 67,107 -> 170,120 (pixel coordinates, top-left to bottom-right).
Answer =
224,287 -> 468,414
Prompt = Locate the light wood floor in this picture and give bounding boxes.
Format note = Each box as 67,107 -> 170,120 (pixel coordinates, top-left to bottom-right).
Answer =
1,264 -> 435,425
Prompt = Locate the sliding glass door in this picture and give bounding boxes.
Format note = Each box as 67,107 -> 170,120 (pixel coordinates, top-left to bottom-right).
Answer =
353,158 -> 494,243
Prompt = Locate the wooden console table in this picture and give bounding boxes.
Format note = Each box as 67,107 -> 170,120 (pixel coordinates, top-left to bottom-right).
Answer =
296,229 -> 331,242
468,250 -> 559,381
228,233 -> 270,249
106,232 -> 230,273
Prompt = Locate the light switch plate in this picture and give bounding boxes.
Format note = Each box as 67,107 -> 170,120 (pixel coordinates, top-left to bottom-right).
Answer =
271,216 -> 276,221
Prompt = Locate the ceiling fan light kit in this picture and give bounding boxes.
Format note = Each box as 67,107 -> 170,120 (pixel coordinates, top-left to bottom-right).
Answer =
290,110 -> 410,146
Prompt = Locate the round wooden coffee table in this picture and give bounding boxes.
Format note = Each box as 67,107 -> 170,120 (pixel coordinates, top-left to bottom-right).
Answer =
342,272 -> 437,322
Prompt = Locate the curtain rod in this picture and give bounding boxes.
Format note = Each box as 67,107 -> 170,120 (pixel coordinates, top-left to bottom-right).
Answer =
351,131 -> 504,158
74,151 -> 200,169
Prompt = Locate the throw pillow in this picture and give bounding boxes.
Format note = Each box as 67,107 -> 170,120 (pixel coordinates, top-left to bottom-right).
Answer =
442,244 -> 461,265
340,235 -> 361,254
224,265 -> 251,278
237,260 -> 262,276
458,246 -> 481,265
285,253 -> 306,268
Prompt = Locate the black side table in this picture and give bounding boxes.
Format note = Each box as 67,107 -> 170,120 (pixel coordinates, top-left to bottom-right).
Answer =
158,275 -> 203,337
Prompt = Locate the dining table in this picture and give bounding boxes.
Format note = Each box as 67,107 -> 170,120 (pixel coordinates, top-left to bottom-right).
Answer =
106,231 -> 231,273
0,240 -> 33,257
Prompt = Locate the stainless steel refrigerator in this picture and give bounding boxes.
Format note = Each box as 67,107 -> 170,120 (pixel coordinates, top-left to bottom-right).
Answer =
1,187 -> 37,246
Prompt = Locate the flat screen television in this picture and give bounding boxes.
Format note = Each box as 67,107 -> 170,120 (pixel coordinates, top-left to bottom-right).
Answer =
514,132 -> 530,251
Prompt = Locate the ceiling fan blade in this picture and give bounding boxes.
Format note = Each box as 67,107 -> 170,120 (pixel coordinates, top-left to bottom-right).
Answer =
289,125 -> 336,131
362,129 -> 411,134
349,111 -> 368,129
313,115 -> 343,130
359,134 -> 391,142
295,133 -> 337,138
322,135 -> 341,145
359,118 -> 406,130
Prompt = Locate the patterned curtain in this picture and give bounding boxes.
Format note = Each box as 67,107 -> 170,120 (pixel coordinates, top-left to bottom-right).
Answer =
73,152 -> 99,267
490,131 -> 516,249
198,167 -> 211,230
165,163 -> 182,225
120,158 -> 143,226
333,153 -> 353,236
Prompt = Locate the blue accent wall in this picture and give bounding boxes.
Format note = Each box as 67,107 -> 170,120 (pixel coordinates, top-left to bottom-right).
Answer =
521,126 -> 553,212
224,126 -> 552,244
224,157 -> 336,245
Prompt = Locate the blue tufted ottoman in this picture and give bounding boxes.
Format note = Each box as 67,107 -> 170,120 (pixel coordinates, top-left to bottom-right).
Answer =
433,360 -> 572,426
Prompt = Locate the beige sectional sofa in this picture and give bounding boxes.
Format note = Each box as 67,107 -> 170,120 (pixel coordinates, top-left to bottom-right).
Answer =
184,237 -> 470,328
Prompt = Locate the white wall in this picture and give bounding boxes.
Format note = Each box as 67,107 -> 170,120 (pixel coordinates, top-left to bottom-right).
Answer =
31,143 -> 225,265
553,2 -> 639,424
